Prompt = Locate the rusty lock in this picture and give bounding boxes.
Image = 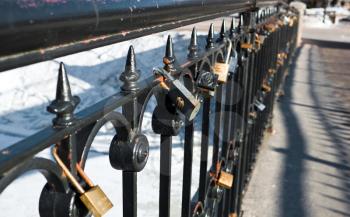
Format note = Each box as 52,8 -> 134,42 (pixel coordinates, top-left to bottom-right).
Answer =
52,146 -> 113,217
210,160 -> 234,189
213,39 -> 232,84
217,170 -> 234,189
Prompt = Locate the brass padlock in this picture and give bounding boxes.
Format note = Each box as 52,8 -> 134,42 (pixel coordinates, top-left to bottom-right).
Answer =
229,212 -> 238,217
277,53 -> 284,66
241,43 -> 253,50
289,17 -> 295,27
258,34 -> 266,44
265,23 -> 276,32
268,68 -> 276,76
217,170 -> 234,189
52,146 -> 113,217
262,82 -> 271,93
213,40 -> 232,84
277,20 -> 284,27
255,34 -> 261,50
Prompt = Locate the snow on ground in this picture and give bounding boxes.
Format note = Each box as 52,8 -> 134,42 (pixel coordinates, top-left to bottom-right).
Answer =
304,7 -> 350,27
0,30 -> 215,217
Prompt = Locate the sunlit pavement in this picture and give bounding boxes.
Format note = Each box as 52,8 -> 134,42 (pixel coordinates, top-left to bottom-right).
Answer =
242,24 -> 350,217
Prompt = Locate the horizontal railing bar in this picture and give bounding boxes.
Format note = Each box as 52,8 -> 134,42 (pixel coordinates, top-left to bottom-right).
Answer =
0,0 -> 260,73
0,38 -> 228,175
0,76 -> 155,175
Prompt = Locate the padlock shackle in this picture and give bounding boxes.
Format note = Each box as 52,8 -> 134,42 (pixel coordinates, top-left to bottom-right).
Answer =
52,145 -> 85,194
76,163 -> 94,188
225,40 -> 232,64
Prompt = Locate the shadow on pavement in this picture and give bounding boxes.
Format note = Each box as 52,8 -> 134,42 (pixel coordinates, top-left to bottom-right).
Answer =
273,39 -> 350,216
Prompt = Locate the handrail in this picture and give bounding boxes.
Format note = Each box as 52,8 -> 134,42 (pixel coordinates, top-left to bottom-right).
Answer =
0,0 -> 259,72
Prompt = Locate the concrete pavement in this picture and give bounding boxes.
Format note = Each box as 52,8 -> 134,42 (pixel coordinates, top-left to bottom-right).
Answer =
241,38 -> 350,216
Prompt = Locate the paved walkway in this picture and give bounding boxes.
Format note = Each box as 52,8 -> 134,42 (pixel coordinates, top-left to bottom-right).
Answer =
241,38 -> 350,216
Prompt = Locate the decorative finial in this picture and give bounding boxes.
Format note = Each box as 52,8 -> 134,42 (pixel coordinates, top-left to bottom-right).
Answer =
206,23 -> 214,49
47,62 -> 80,127
188,27 -> 198,59
163,35 -> 177,73
230,17 -> 235,37
218,19 -> 226,41
120,45 -> 140,92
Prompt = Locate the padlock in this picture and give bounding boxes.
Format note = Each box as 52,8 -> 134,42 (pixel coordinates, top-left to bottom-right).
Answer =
229,213 -> 238,217
262,81 -> 271,93
254,99 -> 266,111
249,111 -> 257,120
213,40 -> 232,83
196,70 -> 219,92
255,34 -> 261,50
268,68 -> 276,76
210,160 -> 234,190
265,23 -> 276,32
217,170 -> 234,189
282,52 -> 288,59
241,43 -> 253,50
277,19 -> 284,27
154,68 -> 201,121
152,103 -> 183,136
277,53 -> 284,66
52,146 -> 113,217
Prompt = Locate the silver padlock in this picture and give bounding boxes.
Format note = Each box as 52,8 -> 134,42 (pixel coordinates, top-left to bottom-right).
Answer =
254,100 -> 266,111
154,68 -> 201,121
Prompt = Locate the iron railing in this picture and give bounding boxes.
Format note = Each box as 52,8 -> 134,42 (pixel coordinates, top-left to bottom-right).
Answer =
0,2 -> 299,217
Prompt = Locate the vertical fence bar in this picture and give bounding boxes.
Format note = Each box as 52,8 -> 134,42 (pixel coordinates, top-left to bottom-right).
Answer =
181,121 -> 194,217
120,46 -> 142,217
159,135 -> 173,217
198,97 -> 211,202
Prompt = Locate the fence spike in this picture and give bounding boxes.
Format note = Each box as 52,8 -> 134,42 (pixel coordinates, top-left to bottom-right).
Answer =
120,45 -> 140,92
219,19 -> 226,41
47,62 -> 80,127
164,35 -> 177,72
206,23 -> 214,49
230,17 -> 235,36
188,27 -> 198,59
165,35 -> 175,61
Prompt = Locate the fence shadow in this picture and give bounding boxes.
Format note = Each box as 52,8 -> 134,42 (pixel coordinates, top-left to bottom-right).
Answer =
274,40 -> 350,217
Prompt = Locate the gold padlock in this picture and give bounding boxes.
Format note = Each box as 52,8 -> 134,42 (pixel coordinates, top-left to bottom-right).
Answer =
265,23 -> 276,32
289,18 -> 295,27
277,55 -> 284,66
277,20 -> 284,27
229,212 -> 238,217
53,146 -> 113,217
241,43 -> 253,50
213,40 -> 232,84
262,82 -> 271,93
268,69 -> 276,75
217,170 -> 234,189
255,34 -> 261,50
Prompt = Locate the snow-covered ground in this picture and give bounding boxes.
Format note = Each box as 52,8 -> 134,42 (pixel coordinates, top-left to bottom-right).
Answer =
0,30 -> 215,217
304,6 -> 350,26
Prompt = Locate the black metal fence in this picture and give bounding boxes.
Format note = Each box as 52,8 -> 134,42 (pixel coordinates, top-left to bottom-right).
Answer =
0,2 -> 299,217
